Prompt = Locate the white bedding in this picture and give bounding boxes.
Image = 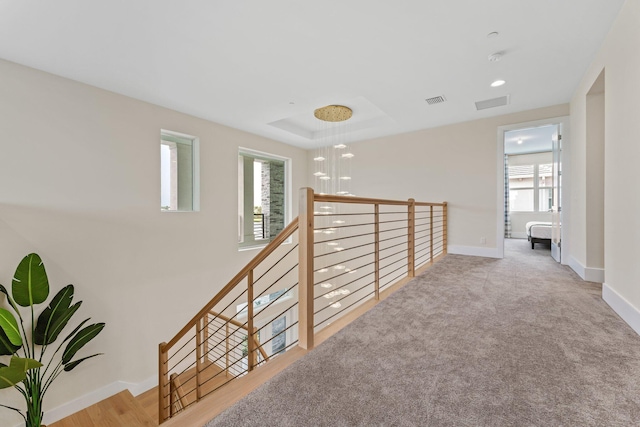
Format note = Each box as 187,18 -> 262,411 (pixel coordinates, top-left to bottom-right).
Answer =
526,221 -> 553,240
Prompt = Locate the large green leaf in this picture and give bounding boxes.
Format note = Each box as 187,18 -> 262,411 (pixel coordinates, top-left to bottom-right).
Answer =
34,285 -> 79,345
0,356 -> 41,389
12,253 -> 49,307
0,308 -> 22,346
9,355 -> 42,372
62,318 -> 90,343
0,328 -> 20,355
63,353 -> 102,372
0,365 -> 26,389
62,323 -> 105,364
0,284 -> 21,318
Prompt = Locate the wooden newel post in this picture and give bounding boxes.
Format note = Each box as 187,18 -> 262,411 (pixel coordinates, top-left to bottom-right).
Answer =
298,187 -> 315,350
408,198 -> 416,277
443,202 -> 448,254
159,342 -> 169,422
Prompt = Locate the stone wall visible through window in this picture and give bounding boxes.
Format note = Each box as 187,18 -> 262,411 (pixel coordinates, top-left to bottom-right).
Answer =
239,150 -> 288,248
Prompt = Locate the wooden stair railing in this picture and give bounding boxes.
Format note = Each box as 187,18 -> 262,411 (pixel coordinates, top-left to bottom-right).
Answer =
158,188 -> 448,423
159,217 -> 300,422
207,310 -> 270,372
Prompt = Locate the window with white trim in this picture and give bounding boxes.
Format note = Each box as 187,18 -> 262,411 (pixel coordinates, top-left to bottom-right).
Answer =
160,131 -> 199,211
238,149 -> 288,248
508,157 -> 553,212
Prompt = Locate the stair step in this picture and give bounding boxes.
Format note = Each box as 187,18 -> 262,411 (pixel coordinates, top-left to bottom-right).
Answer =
49,390 -> 157,427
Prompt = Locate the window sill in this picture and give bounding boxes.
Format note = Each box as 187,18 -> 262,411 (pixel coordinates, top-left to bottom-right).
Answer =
238,238 -> 292,252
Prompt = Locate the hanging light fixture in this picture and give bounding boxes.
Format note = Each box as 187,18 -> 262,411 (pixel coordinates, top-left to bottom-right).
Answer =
312,104 -> 355,316
312,105 -> 354,197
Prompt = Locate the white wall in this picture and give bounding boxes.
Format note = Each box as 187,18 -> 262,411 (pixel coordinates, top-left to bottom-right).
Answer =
0,59 -> 308,425
327,104 -> 569,258
570,0 -> 640,330
586,75 -> 605,269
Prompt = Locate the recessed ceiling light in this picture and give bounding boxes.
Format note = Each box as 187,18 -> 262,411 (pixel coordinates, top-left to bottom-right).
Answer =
313,172 -> 326,176
517,139 -> 523,145
314,156 -> 325,161
334,144 -> 347,149
491,80 -> 506,87
319,176 -> 331,180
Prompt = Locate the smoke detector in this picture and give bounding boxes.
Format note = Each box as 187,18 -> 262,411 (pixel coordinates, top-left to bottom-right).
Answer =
488,51 -> 504,62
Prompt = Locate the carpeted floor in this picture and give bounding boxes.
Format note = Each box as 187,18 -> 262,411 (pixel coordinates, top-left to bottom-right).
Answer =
205,239 -> 640,426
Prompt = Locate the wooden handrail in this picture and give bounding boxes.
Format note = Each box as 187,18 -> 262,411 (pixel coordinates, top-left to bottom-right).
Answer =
164,218 -> 299,351
208,310 -> 270,363
315,194 -> 446,207
170,373 -> 188,415
253,327 -> 269,362
209,310 -> 246,330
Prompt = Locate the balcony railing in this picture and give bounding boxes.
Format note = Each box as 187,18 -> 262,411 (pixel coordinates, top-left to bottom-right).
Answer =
158,188 -> 447,423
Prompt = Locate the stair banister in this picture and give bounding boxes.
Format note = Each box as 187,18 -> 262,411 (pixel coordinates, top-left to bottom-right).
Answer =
298,187 -> 315,350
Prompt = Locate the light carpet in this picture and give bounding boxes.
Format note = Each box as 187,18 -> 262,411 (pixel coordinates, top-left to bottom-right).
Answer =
205,239 -> 640,426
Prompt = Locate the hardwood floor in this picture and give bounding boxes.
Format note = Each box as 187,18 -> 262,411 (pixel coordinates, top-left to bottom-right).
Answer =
135,387 -> 160,425
47,363 -> 240,427
49,390 -> 156,427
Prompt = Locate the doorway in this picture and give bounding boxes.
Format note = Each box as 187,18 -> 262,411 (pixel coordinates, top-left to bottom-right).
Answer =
497,117 -> 570,260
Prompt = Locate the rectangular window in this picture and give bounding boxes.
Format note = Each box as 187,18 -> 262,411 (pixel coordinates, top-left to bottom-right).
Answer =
161,131 -> 199,211
238,149 -> 288,248
508,158 -> 553,212
271,317 -> 286,355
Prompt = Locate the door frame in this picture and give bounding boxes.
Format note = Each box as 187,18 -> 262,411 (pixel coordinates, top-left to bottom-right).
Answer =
496,116 -> 570,260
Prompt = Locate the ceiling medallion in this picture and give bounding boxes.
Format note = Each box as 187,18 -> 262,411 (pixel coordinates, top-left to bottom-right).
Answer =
314,105 -> 353,122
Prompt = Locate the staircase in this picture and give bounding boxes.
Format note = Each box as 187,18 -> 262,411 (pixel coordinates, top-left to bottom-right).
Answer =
157,188 -> 448,424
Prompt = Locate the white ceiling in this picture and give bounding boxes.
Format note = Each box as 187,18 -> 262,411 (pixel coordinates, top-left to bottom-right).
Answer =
0,0 -> 625,148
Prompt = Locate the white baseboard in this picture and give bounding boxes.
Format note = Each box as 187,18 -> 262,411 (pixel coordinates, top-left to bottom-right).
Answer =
447,245 -> 501,259
567,256 -> 605,283
26,375 -> 157,427
603,283 -> 640,337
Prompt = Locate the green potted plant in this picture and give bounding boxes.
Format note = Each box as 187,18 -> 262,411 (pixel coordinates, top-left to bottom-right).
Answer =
0,253 -> 105,427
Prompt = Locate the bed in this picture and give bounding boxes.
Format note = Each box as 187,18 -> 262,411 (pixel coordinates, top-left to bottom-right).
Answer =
526,221 -> 555,249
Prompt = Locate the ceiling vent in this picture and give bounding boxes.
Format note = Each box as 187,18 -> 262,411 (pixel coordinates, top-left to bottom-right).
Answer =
475,94 -> 510,111
425,95 -> 446,105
